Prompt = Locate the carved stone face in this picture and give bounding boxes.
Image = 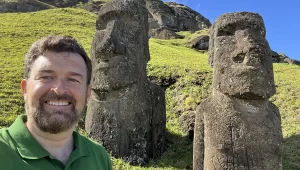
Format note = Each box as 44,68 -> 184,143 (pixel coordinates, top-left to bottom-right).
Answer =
90,1 -> 149,91
209,12 -> 275,99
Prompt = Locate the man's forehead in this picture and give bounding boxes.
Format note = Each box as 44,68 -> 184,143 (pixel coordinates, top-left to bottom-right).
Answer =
43,51 -> 78,58
31,52 -> 86,72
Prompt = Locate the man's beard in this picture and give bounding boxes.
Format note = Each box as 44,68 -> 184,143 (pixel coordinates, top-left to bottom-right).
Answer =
26,92 -> 86,134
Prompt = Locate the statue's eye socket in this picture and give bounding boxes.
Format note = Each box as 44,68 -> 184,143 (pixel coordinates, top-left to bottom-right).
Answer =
217,28 -> 234,36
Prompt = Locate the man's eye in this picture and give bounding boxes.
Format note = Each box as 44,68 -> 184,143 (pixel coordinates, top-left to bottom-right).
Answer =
40,76 -> 53,80
68,78 -> 80,83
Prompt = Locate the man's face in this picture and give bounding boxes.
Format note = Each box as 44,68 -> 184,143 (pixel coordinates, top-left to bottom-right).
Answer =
21,51 -> 91,134
211,15 -> 275,99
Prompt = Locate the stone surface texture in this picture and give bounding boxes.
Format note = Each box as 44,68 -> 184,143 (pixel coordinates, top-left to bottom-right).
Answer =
209,12 -> 276,99
81,1 -> 105,14
0,1 -> 51,13
271,51 -> 300,65
194,12 -> 283,170
39,0 -> 88,7
150,26 -> 184,39
146,0 -> 211,31
85,0 -> 166,165
190,35 -> 209,50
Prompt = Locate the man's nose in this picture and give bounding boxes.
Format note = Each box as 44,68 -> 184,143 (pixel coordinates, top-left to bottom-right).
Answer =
52,79 -> 68,95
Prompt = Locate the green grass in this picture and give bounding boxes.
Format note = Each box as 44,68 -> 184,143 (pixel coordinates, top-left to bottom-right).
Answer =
0,8 -> 96,126
148,38 -> 211,78
0,8 -> 299,169
271,64 -> 300,169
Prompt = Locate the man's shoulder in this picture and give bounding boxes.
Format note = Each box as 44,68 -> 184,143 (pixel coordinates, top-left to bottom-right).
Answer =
75,132 -> 110,156
0,127 -> 10,142
0,127 -> 8,134
0,127 -> 19,168
75,132 -> 112,169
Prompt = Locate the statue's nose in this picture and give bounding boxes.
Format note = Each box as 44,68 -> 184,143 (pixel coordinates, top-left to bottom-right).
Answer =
232,29 -> 267,65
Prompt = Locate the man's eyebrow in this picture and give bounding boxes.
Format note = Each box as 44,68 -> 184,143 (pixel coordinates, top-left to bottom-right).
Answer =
38,70 -> 54,74
69,72 -> 84,78
37,70 -> 83,78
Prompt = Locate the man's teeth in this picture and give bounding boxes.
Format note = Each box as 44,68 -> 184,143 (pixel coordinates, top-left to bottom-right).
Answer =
47,101 -> 69,106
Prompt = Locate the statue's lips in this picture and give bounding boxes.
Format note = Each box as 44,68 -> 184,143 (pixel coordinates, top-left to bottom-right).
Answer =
231,65 -> 258,73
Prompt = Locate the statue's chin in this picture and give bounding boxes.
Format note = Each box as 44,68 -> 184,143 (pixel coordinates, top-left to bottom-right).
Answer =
231,92 -> 267,100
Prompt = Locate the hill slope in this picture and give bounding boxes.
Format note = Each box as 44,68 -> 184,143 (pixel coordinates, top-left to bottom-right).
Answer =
0,8 -> 299,169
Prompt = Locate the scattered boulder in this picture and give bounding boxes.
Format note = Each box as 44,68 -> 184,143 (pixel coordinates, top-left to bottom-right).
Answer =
0,0 -> 53,13
279,53 -> 300,65
279,52 -> 289,61
85,0 -> 166,165
271,50 -> 283,63
146,0 -> 211,31
0,0 -> 90,13
150,27 -> 184,39
194,12 -> 283,170
148,17 -> 160,30
81,1 -> 105,14
189,35 -> 209,50
271,51 -> 300,65
148,76 -> 177,90
179,111 -> 195,140
284,57 -> 300,65
166,2 -> 211,31
39,0 -> 88,7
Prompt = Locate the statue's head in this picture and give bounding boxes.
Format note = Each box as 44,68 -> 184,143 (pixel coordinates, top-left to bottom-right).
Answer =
90,0 -> 149,91
209,12 -> 275,99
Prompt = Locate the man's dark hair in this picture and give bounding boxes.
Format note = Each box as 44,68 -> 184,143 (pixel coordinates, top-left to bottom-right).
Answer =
25,35 -> 92,84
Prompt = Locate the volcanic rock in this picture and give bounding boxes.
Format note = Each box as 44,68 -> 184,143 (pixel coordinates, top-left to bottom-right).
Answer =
194,12 -> 283,170
85,0 -> 166,165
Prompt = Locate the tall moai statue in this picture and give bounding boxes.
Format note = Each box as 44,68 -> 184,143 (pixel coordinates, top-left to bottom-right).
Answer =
85,0 -> 166,165
193,12 -> 283,170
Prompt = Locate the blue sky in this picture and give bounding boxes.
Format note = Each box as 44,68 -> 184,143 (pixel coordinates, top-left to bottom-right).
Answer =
163,0 -> 300,60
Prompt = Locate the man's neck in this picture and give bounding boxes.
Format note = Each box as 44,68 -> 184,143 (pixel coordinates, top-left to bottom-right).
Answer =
25,119 -> 75,164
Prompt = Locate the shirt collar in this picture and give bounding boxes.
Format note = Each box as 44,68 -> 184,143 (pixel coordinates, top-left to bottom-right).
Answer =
8,115 -> 90,159
72,129 -> 89,156
8,115 -> 49,159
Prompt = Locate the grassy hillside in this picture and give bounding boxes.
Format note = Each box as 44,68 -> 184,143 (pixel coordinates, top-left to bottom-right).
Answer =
0,0 -> 56,12
0,8 -> 96,125
0,8 -> 299,170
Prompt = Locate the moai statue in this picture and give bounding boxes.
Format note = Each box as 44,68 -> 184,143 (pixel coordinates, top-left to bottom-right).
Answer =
85,0 -> 166,165
193,12 -> 283,170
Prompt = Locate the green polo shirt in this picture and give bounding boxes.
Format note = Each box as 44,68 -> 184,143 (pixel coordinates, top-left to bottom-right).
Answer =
0,115 -> 112,170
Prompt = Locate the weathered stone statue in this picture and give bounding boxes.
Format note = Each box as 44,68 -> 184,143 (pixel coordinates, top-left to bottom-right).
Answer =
85,0 -> 166,165
193,12 -> 283,170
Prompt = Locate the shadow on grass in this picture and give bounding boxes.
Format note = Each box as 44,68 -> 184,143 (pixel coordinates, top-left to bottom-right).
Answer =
145,130 -> 193,170
143,132 -> 300,170
283,134 -> 300,170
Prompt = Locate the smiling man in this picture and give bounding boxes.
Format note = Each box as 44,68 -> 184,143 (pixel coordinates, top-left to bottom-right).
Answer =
0,35 -> 112,170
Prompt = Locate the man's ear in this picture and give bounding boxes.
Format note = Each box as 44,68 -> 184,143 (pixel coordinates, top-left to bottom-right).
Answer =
87,84 -> 92,101
21,79 -> 27,96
